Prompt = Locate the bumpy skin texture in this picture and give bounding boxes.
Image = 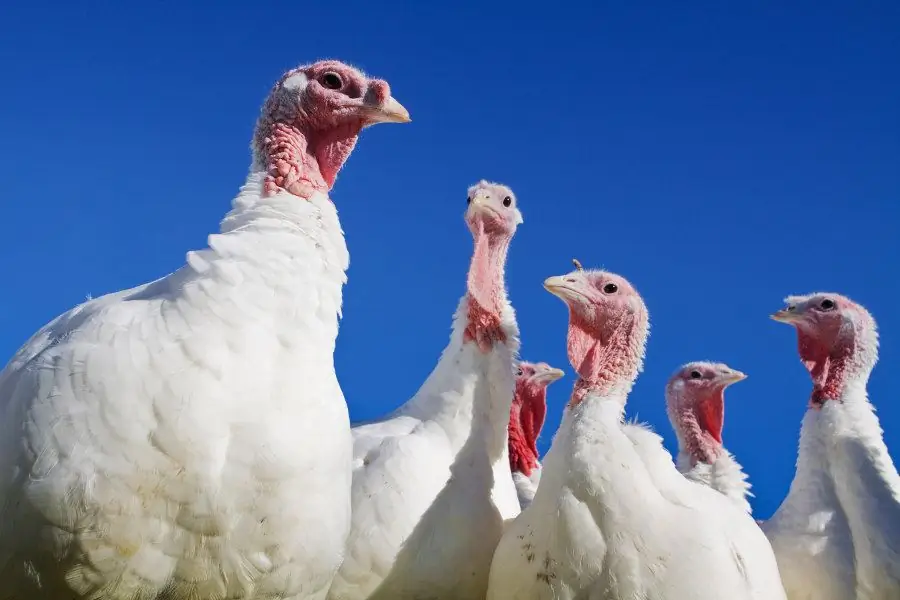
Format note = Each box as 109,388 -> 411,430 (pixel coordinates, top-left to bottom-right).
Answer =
328,182 -> 523,600
0,60 -> 408,599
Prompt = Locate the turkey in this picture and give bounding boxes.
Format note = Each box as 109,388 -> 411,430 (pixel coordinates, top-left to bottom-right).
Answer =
665,361 -> 753,514
509,361 -> 564,509
327,181 -> 523,600
766,293 -> 900,598
0,60 -> 409,600
487,266 -> 787,600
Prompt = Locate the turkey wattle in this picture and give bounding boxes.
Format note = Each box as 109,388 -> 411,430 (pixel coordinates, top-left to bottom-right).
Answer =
509,361 -> 563,509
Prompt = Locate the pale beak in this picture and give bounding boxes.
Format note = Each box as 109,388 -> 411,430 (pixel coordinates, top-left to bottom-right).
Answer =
718,370 -> 747,386
533,367 -> 565,384
770,308 -> 802,324
362,96 -> 411,126
466,195 -> 503,221
543,275 -> 587,304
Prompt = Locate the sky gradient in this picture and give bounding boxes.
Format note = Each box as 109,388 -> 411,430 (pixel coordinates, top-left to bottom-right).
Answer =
0,1 -> 897,519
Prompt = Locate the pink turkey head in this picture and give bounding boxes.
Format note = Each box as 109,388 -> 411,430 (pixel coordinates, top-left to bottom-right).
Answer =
463,181 -> 521,353
543,265 -> 649,403
508,361 -> 564,476
254,60 -> 410,195
666,361 -> 747,465
465,181 -> 523,239
771,293 -> 878,406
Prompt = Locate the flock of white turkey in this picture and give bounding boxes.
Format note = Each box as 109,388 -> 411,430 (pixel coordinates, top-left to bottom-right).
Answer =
0,59 -> 897,600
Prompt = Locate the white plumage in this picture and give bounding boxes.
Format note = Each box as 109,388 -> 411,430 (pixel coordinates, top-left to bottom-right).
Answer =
513,468 -> 542,510
761,400 -> 858,599
676,449 -> 753,514
327,182 -> 523,600
487,268 -> 786,600
0,60 -> 409,599
764,293 -> 900,599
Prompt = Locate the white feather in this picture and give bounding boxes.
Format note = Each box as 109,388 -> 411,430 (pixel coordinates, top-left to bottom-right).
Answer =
0,173 -> 353,599
513,465 -> 541,510
676,448 -> 754,514
327,298 -> 521,600
488,393 -> 787,599
761,409 -> 857,600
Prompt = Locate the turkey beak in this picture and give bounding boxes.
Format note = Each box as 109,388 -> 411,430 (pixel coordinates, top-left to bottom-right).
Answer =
543,275 -> 587,305
771,308 -> 802,324
533,367 -> 565,384
467,193 -> 502,221
719,370 -> 747,386
362,96 -> 411,126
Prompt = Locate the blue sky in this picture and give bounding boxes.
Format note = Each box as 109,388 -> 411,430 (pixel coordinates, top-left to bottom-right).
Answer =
0,2 -> 897,519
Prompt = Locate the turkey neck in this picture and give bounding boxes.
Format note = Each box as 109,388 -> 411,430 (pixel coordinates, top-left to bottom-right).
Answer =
822,380 -> 900,560
549,385 -> 659,518
169,128 -> 350,351
399,223 -> 519,458
669,389 -> 725,467
465,221 -> 511,342
508,386 -> 546,477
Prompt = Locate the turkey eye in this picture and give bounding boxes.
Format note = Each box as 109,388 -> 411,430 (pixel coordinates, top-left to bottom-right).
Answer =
690,370 -> 702,379
467,196 -> 472,204
516,369 -> 523,377
603,283 -> 618,294
321,72 -> 343,90
503,196 -> 512,207
820,298 -> 835,310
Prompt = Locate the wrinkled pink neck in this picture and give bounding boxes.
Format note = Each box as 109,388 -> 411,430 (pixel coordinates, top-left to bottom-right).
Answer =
508,385 -> 548,476
671,390 -> 724,466
567,311 -> 641,405
798,329 -> 855,408
463,223 -> 511,351
258,121 -> 361,199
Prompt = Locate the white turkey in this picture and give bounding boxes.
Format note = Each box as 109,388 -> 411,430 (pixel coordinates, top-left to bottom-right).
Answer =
327,181 -> 523,600
509,361 -> 564,509
666,361 -> 753,514
0,60 -> 409,600
487,266 -> 786,600
765,293 -> 900,599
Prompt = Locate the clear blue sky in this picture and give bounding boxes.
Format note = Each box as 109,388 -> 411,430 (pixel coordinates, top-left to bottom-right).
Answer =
0,2 -> 897,519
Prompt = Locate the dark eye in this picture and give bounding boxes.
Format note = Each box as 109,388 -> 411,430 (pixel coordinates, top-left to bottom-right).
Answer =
603,283 -> 618,294
466,196 -> 472,205
516,368 -> 524,377
320,72 -> 343,90
690,370 -> 702,379
503,196 -> 512,207
820,298 -> 835,310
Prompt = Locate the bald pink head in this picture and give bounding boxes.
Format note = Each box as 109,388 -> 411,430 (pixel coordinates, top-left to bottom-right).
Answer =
543,265 -> 649,403
771,292 -> 878,407
508,361 -> 564,476
253,60 -> 410,198
462,181 -> 522,352
666,361 -> 747,465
